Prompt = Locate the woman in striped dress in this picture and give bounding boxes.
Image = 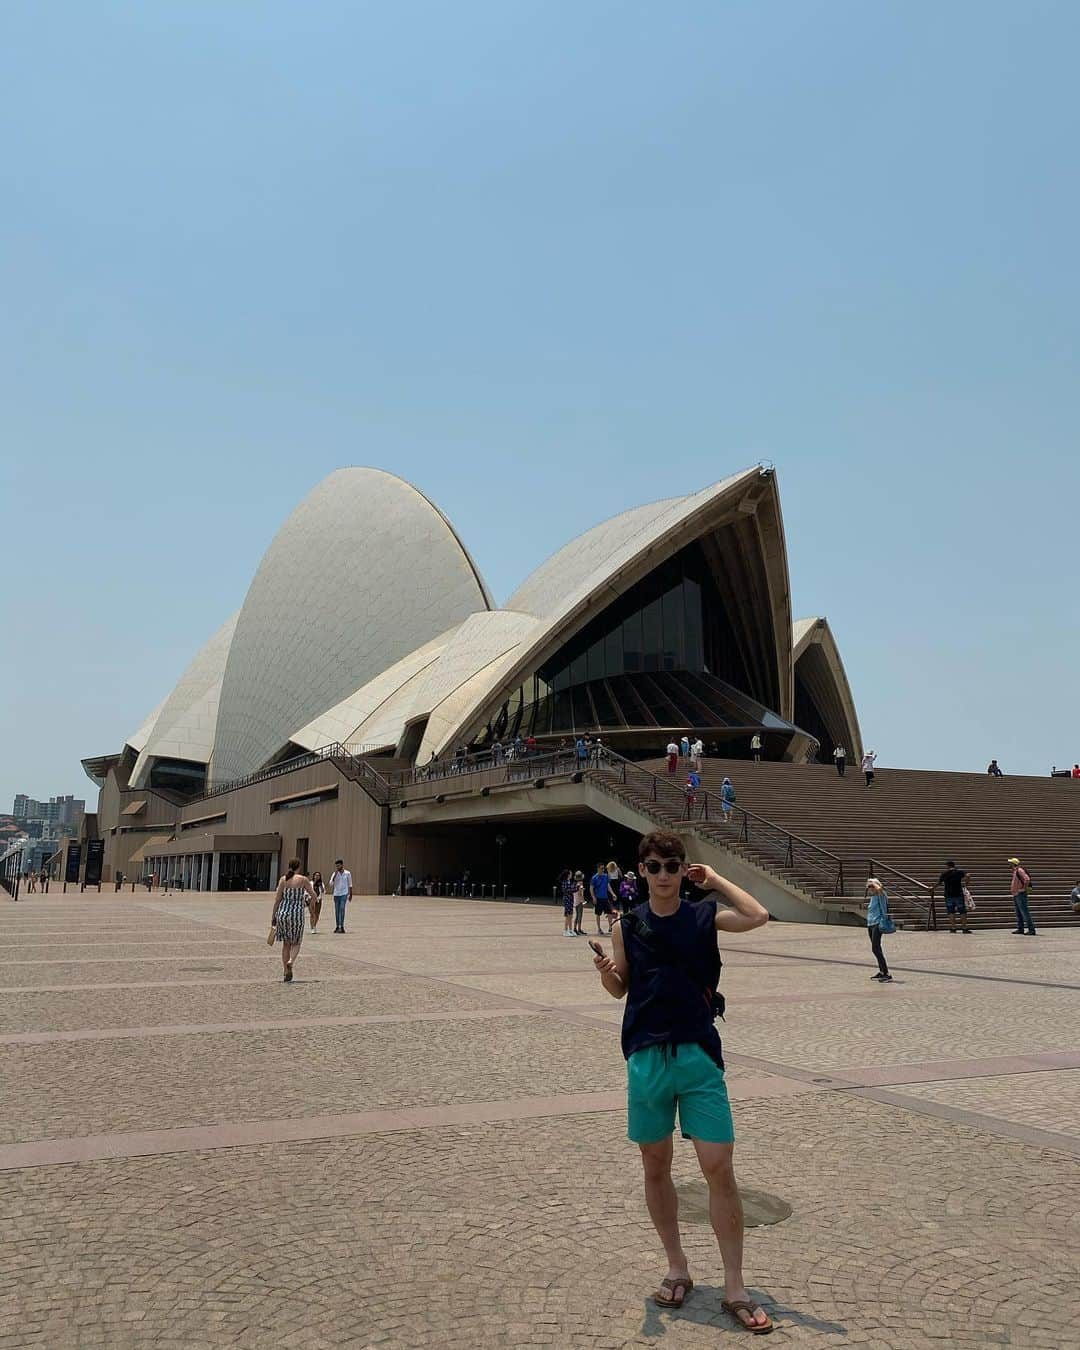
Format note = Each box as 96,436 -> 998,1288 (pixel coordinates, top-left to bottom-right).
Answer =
270,859 -> 316,983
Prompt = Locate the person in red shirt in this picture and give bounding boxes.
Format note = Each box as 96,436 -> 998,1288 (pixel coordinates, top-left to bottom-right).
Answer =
1071,765 -> 1080,779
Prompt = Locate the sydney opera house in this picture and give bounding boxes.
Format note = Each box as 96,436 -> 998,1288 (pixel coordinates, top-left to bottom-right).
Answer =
79,465 -> 862,897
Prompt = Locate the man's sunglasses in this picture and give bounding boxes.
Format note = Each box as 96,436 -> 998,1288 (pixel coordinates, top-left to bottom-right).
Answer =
642,859 -> 683,875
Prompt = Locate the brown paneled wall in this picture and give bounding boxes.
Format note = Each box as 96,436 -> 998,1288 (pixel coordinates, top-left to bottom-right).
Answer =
178,762 -> 388,893
95,760 -> 388,891
99,766 -> 189,883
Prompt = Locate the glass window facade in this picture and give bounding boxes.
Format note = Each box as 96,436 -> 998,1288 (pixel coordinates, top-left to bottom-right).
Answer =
470,541 -> 797,746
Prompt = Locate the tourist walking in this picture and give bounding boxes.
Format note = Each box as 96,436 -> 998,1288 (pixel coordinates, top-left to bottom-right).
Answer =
861,750 -> 877,787
591,831 -> 772,1333
720,776 -> 736,824
750,733 -> 762,763
865,877 -> 893,981
573,870 -> 586,934
934,860 -> 972,934
618,868 -> 638,912
575,736 -> 588,769
1008,858 -> 1036,935
679,733 -> 690,760
559,868 -> 575,937
691,737 -> 703,772
330,859 -> 353,933
590,861 -> 615,934
270,858 -> 316,982
666,740 -> 679,774
833,745 -> 846,777
309,870 -> 325,933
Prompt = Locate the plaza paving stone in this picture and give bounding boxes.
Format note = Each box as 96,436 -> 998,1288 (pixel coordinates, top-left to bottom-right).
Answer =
2,892 -> 1078,1347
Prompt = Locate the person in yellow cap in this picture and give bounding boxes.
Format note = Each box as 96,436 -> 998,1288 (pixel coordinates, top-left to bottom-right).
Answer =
1008,858 -> 1036,935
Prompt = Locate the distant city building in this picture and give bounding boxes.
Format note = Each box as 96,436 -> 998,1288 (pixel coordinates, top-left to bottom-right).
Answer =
11,794 -> 85,830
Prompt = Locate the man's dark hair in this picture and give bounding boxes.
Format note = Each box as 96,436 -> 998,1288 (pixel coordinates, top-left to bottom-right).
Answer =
637,830 -> 686,863
946,859 -> 955,868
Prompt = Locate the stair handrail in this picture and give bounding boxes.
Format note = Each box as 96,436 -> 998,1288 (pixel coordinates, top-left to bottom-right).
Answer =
589,746 -> 849,898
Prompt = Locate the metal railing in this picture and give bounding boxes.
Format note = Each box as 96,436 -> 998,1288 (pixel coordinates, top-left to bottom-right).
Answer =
196,743 -> 391,804
588,747 -> 848,899
391,747 -> 583,795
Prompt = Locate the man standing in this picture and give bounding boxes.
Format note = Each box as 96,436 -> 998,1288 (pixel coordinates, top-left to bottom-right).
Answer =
666,740 -> 679,775
1008,858 -> 1036,936
691,737 -> 704,772
833,745 -> 846,777
861,750 -> 877,787
750,732 -> 762,764
934,859 -> 972,934
590,861 -> 615,934
592,830 -> 772,1334
330,858 -> 353,933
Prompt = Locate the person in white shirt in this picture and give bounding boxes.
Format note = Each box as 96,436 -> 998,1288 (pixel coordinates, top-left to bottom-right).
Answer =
666,741 -> 679,775
861,751 -> 877,788
833,745 -> 846,777
330,859 -> 353,933
750,733 -> 762,764
691,738 -> 704,772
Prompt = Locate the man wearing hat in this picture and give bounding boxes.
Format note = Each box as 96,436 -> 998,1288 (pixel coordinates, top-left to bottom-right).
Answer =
1008,858 -> 1036,935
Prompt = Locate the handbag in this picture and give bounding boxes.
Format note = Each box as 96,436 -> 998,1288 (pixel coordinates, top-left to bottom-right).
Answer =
266,925 -> 277,946
963,887 -> 976,913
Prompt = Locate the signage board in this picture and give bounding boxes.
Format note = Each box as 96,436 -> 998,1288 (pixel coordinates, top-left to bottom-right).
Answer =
64,842 -> 82,884
84,839 -> 105,887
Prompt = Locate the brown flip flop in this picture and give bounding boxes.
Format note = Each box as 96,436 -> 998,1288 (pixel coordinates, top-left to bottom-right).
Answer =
721,1299 -> 773,1334
654,1275 -> 693,1308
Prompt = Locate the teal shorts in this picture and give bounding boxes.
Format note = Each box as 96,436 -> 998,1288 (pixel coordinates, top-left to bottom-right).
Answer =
627,1043 -> 735,1145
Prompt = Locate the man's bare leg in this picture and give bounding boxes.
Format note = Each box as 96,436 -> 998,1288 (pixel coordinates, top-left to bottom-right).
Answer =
640,1138 -> 691,1290
693,1138 -> 769,1330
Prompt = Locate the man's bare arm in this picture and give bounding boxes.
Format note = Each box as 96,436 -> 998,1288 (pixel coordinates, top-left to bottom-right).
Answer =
686,863 -> 769,932
592,921 -> 629,999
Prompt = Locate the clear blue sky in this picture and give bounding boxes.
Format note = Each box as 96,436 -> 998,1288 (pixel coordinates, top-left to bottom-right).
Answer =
3,0 -> 1079,810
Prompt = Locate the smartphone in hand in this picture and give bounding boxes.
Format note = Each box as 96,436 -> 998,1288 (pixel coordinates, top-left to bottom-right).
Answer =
588,940 -> 605,958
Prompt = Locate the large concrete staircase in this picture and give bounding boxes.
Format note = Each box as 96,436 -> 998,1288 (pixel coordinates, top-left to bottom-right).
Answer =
632,756 -> 1080,930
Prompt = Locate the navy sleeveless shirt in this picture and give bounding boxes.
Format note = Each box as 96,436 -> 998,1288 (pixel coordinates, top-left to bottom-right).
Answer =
620,899 -> 724,1069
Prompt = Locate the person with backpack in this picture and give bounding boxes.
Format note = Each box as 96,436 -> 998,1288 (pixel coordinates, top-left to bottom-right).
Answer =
865,877 -> 894,982
590,861 -> 615,934
719,776 -> 736,823
1008,858 -> 1036,935
590,830 -> 773,1335
861,750 -> 877,787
